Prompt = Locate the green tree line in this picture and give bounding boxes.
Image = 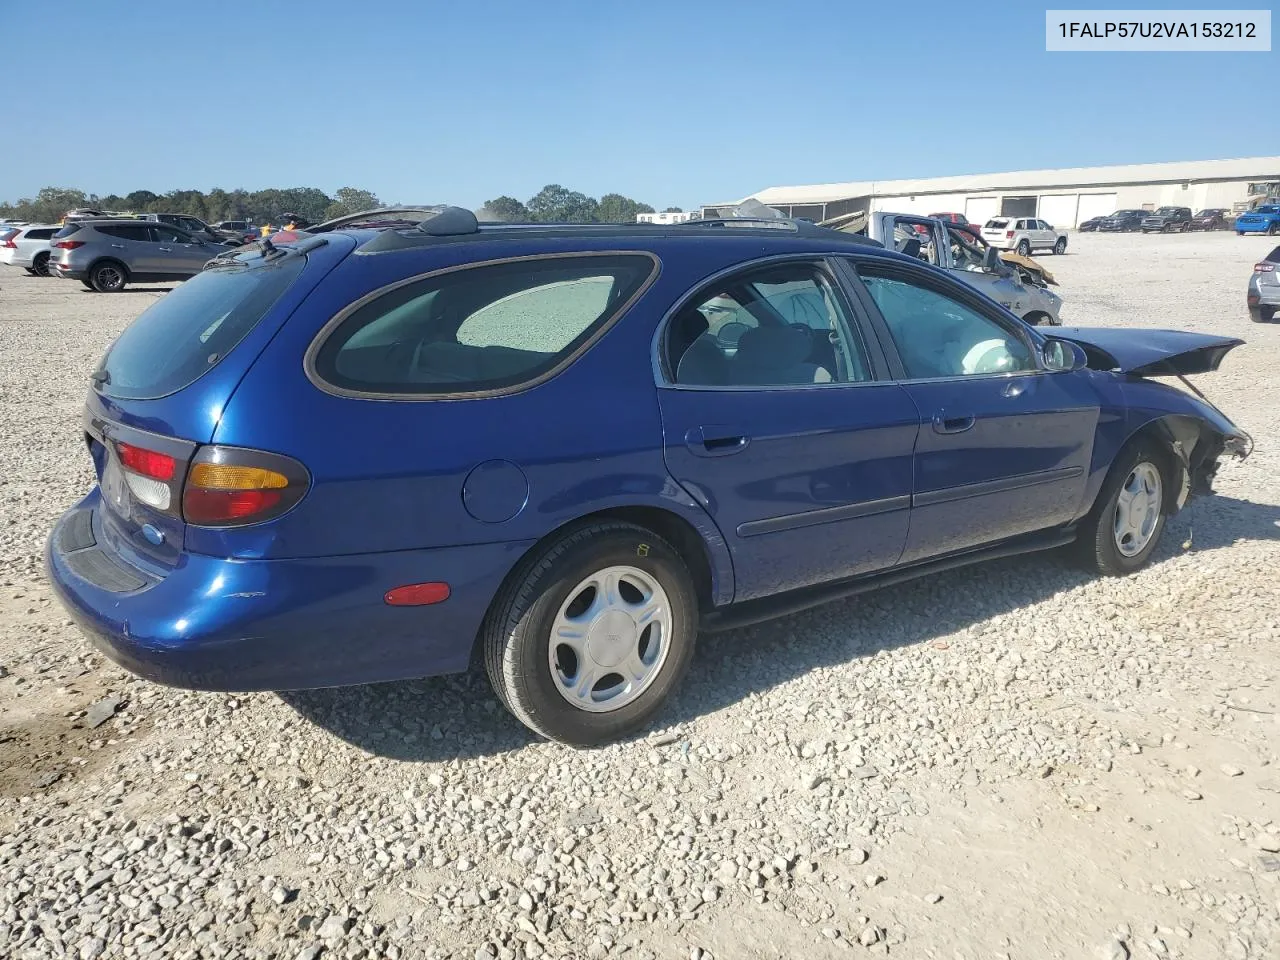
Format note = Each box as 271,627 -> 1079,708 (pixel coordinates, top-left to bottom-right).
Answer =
0,185 -> 380,226
1,184 -> 683,226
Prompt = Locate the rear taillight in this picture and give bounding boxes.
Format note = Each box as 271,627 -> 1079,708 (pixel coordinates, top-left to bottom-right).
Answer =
1005,230 -> 1014,239
115,441 -> 180,511
181,447 -> 308,526
1,238 -> 15,248
1255,263 -> 1275,273
54,240 -> 85,249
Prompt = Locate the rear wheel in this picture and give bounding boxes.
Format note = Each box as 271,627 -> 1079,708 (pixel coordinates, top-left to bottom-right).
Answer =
31,252 -> 50,277
1016,238 -> 1031,256
482,521 -> 697,745
1053,237 -> 1067,254
1269,223 -> 1279,236
1076,441 -> 1170,576
89,261 -> 127,293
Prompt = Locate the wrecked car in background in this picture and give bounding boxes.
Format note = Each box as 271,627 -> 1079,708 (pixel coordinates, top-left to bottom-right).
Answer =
853,211 -> 1065,326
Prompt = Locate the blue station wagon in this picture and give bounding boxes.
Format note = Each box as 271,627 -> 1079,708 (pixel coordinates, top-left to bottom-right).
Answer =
47,207 -> 1252,744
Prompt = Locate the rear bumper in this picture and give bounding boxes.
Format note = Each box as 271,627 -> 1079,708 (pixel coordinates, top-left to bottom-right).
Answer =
47,489 -> 532,691
48,261 -> 86,280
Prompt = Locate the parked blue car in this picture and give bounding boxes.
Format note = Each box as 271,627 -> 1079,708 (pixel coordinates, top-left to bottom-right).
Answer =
46,208 -> 1252,744
1235,204 -> 1280,235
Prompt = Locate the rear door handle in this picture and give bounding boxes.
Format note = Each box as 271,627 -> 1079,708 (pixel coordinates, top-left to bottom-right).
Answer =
685,425 -> 750,457
110,243 -> 125,249
932,413 -> 976,435
157,246 -> 172,252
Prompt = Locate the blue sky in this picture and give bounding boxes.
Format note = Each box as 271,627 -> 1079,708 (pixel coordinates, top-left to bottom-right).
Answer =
0,1 -> 1274,210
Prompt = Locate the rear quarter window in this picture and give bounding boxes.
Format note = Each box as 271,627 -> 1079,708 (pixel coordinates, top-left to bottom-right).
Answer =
309,253 -> 658,398
97,251 -> 306,400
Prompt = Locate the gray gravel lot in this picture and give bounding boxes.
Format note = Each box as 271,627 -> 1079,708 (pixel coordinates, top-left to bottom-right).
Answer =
1,232 -> 1278,960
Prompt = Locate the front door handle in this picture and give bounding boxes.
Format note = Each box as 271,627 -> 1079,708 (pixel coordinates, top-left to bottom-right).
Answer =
932,413 -> 976,435
110,243 -> 125,249
685,425 -> 750,457
157,246 -> 172,252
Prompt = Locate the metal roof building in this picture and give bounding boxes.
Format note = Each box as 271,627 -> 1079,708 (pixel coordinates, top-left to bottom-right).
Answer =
702,157 -> 1280,229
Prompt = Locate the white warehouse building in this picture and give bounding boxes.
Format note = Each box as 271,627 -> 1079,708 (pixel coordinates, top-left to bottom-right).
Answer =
702,157 -> 1280,229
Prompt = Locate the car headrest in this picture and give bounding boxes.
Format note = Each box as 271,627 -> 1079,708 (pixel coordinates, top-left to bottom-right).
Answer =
734,325 -> 811,368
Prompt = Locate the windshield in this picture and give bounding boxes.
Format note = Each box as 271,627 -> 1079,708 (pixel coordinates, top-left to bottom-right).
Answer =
96,252 -> 305,400
1153,208 -> 1180,215
1257,205 -> 1280,214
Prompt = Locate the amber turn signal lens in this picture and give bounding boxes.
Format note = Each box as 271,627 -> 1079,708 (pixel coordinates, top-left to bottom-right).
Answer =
188,463 -> 288,490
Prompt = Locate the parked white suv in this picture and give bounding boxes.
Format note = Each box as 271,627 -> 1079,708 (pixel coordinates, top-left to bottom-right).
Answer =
981,217 -> 1067,256
0,223 -> 59,276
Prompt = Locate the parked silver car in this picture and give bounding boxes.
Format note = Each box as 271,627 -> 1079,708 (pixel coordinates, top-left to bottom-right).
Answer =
48,219 -> 228,292
0,223 -> 59,275
867,212 -> 1064,325
1248,244 -> 1280,322
980,217 -> 1067,256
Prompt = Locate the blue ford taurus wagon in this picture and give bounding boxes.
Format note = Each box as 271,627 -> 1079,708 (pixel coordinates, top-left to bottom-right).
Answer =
47,206 -> 1252,744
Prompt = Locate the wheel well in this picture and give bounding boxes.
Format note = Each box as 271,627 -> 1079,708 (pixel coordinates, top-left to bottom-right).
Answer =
32,250 -> 48,262
89,257 -> 129,277
1113,420 -> 1193,514
591,506 -> 716,611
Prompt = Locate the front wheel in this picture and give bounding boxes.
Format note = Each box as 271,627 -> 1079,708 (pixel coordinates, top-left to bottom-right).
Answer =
1076,442 -> 1169,576
32,252 -> 50,277
482,521 -> 698,745
1016,239 -> 1031,256
1053,237 -> 1067,254
89,261 -> 127,292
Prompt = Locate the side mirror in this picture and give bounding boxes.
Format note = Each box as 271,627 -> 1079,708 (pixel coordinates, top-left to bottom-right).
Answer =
1042,338 -> 1088,373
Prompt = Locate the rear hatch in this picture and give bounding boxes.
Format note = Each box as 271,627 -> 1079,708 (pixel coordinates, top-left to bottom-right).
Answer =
83,234 -> 355,574
981,218 -> 1011,239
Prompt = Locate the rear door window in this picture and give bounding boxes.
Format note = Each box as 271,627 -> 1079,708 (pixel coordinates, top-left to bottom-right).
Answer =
97,251 -> 307,400
99,224 -> 152,242
310,254 -> 657,397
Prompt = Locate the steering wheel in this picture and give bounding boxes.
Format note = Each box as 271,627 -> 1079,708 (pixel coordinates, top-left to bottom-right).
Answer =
961,338 -> 1015,375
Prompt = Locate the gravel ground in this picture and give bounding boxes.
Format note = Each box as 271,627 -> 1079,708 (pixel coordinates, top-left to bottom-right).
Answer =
1,232 -> 1278,960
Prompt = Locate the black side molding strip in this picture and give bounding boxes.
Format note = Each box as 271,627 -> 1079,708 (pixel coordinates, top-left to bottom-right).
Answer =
913,466 -> 1083,509
736,494 -> 911,538
700,527 -> 1076,633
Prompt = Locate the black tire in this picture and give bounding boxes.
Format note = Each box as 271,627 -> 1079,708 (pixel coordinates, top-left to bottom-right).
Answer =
81,281 -> 94,290
1269,223 -> 1279,236
1053,237 -> 1067,255
1075,441 -> 1170,577
31,252 -> 50,277
482,520 -> 698,745
1250,304 -> 1276,323
89,260 -> 127,293
1016,239 -> 1031,256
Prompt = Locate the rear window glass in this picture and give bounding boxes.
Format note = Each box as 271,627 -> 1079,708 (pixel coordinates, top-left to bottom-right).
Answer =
985,219 -> 1008,228
311,254 -> 656,396
1266,246 -> 1280,264
54,224 -> 83,238
97,252 -> 306,400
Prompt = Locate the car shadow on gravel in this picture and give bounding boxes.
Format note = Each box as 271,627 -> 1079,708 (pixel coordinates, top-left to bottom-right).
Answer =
279,495 -> 1280,760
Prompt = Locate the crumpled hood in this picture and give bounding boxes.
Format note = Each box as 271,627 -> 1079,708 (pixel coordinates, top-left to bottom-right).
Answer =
1054,327 -> 1244,377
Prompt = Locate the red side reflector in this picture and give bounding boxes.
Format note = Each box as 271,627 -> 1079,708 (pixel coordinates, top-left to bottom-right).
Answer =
384,582 -> 451,606
118,442 -> 176,481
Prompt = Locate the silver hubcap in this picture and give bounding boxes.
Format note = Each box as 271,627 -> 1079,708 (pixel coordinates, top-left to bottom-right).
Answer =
1113,462 -> 1162,557
549,565 -> 672,713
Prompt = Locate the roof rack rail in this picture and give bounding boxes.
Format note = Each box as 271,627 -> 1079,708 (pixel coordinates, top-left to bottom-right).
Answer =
307,205 -> 449,233
679,216 -> 881,244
